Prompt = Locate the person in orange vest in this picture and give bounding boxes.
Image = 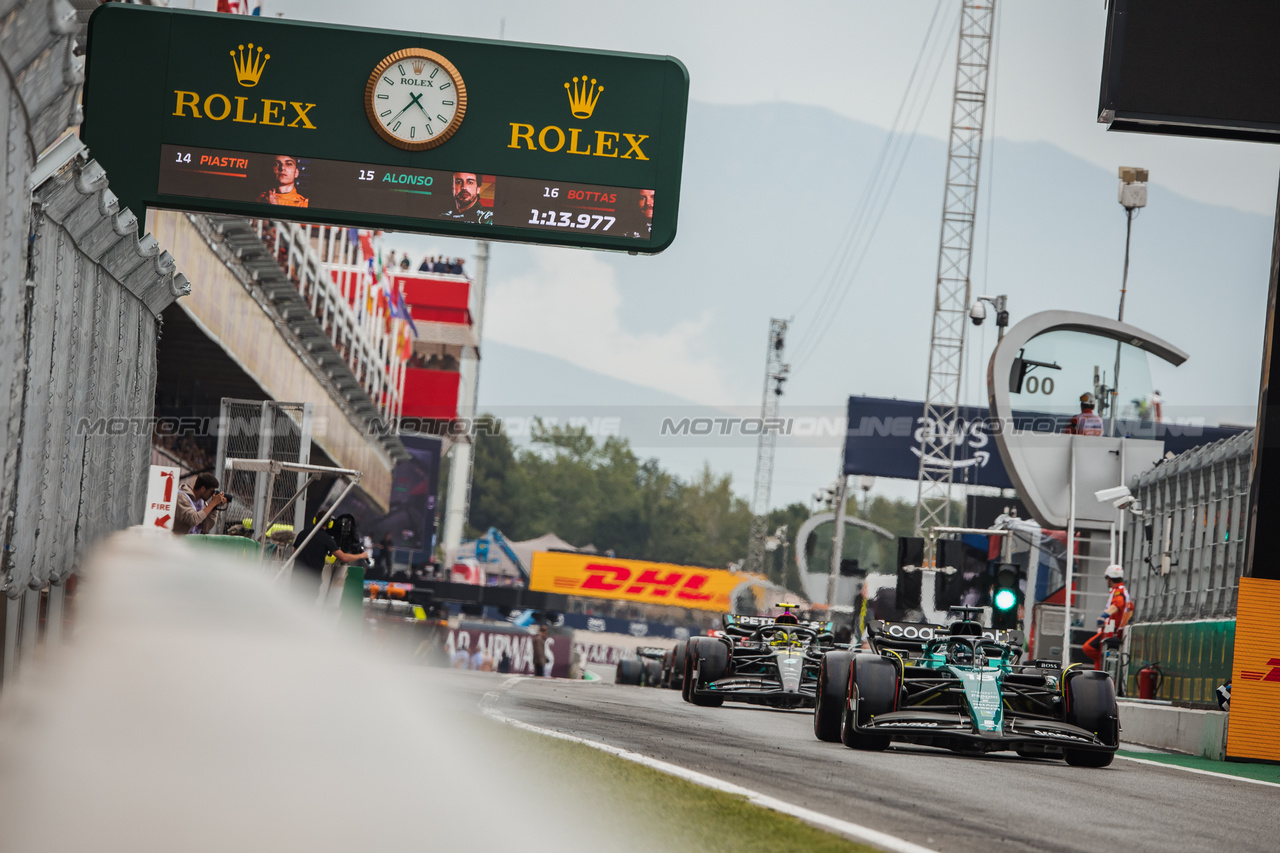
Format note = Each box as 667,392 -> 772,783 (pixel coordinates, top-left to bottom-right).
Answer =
1064,392 -> 1104,436
1083,565 -> 1134,670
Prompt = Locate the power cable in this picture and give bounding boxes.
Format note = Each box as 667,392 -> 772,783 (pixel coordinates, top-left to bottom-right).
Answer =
790,0 -> 946,330
979,0 -> 1003,298
792,6 -> 959,368
792,4 -> 957,366
789,0 -> 948,351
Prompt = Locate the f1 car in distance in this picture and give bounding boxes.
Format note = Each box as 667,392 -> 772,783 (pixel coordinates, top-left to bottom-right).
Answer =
683,605 -> 837,708
616,646 -> 667,686
812,609 -> 1119,767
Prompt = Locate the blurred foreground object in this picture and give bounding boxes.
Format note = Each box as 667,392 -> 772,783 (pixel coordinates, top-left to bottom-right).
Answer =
0,528 -> 626,852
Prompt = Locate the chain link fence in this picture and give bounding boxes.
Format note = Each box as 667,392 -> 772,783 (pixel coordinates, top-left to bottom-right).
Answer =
215,399 -> 313,538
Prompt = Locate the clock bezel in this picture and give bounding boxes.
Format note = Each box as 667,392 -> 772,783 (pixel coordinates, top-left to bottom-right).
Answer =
364,48 -> 468,151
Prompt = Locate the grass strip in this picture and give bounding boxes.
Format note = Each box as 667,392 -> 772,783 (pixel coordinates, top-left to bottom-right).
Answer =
1117,750 -> 1280,784
492,721 -> 884,853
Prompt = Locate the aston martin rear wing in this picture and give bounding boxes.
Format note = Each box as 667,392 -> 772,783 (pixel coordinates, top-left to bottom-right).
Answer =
866,620 -> 1025,656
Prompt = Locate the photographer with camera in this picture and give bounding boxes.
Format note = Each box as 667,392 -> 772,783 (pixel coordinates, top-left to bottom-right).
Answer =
291,514 -> 370,606
174,472 -> 227,535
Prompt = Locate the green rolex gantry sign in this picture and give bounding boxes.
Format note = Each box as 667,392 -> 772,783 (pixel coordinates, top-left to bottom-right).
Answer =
83,6 -> 689,253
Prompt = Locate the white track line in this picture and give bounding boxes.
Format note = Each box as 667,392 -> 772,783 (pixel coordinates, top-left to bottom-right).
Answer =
1114,754 -> 1280,788
482,702 -> 938,853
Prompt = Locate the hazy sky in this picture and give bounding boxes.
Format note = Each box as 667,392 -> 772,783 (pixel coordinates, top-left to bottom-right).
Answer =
180,0 -> 1280,507
195,0 -> 1280,215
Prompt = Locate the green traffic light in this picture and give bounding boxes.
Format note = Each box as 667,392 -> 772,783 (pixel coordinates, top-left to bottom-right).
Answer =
993,588 -> 1017,611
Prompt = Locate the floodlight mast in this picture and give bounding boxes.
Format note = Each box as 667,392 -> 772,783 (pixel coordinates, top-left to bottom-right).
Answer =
745,319 -> 790,578
1109,167 -> 1149,436
915,0 -> 998,535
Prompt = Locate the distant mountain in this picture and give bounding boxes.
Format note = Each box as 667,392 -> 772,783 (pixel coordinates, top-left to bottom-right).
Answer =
477,340 -> 696,408
397,100 -> 1275,506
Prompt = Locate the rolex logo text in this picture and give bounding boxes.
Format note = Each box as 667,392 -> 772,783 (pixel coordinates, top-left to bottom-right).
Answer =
172,42 -> 316,129
508,76 -> 647,160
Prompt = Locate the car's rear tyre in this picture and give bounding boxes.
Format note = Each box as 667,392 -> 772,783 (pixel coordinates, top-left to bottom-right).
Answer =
643,658 -> 663,687
839,655 -> 896,751
685,637 -> 728,707
670,640 -> 688,690
616,658 -> 643,685
814,651 -> 854,742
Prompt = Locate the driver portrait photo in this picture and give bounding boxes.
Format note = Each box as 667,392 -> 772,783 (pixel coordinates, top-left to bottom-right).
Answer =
440,172 -> 493,225
625,188 -> 655,238
256,155 -> 309,207
638,188 -> 655,224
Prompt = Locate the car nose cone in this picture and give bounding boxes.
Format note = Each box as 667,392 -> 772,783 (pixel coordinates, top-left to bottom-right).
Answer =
778,654 -> 803,693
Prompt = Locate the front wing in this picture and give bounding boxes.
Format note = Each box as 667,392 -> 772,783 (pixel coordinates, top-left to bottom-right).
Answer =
698,647 -> 822,708
855,709 -> 1115,754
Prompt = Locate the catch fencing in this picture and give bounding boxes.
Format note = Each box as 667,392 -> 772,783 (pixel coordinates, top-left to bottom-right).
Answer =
1122,430 -> 1252,703
215,399 -> 313,537
1124,430 -> 1252,622
0,0 -> 188,683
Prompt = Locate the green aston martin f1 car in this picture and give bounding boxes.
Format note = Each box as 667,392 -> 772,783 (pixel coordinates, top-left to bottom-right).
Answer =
813,610 -> 1119,767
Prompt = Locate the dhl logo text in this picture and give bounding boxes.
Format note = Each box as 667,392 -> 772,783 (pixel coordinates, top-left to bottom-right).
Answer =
1240,657 -> 1280,682
552,564 -> 713,601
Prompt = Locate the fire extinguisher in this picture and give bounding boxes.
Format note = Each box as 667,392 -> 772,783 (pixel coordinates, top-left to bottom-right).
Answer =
1137,662 -> 1163,699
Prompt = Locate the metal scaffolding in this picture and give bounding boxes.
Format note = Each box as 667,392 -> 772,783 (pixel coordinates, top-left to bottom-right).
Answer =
915,0 -> 996,535
745,319 -> 789,578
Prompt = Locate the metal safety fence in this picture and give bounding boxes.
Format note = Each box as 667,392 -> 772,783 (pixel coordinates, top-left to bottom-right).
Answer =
215,399 -> 313,539
1121,429 -> 1252,703
1124,430 -> 1252,623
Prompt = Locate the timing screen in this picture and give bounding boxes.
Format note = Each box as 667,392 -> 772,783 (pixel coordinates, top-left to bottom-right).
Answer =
157,145 -> 655,240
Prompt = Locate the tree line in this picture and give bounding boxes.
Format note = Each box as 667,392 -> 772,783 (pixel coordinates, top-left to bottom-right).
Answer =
452,419 -> 953,596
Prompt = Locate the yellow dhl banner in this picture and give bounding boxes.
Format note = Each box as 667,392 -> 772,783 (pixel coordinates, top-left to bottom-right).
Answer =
1226,576 -> 1280,762
528,552 -> 741,612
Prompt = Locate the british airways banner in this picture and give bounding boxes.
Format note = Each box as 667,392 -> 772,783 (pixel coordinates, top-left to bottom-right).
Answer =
843,396 -> 1247,487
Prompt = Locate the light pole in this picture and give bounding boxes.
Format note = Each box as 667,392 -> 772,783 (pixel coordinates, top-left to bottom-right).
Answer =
825,474 -> 849,608
1110,167 -> 1148,436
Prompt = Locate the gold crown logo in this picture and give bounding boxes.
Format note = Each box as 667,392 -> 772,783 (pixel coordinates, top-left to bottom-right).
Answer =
411,58 -> 428,74
230,43 -> 270,87
564,75 -> 603,119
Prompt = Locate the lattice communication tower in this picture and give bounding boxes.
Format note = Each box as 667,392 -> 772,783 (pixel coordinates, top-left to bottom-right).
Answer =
745,319 -> 789,577
914,0 -> 996,535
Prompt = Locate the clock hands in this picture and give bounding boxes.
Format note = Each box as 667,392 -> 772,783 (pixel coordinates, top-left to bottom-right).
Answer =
408,92 -> 434,122
387,96 -> 419,126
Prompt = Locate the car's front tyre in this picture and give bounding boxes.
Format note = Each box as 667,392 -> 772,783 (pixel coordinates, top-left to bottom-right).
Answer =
815,651 -> 854,742
1062,669 -> 1118,767
839,655 -> 896,751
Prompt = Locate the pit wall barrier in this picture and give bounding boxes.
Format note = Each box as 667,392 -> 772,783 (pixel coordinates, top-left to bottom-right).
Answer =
1125,619 -> 1235,705
1118,701 -> 1228,760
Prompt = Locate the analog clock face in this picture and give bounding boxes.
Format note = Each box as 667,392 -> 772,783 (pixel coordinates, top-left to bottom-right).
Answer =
365,49 -> 467,151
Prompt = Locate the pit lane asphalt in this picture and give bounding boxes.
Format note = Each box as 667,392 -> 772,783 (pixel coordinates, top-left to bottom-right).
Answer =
445,672 -> 1278,853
